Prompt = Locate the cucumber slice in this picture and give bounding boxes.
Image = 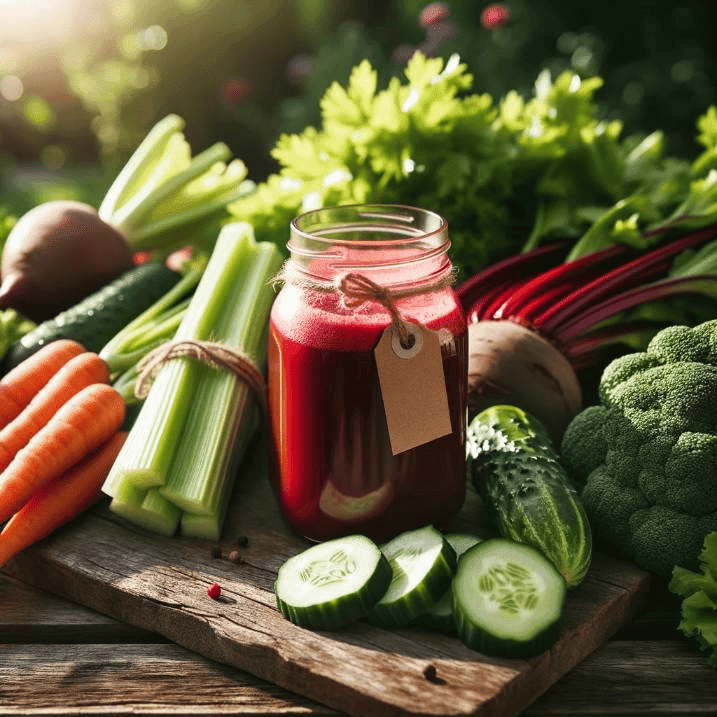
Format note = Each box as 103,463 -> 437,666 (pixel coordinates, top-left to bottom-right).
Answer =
445,532 -> 484,556
417,532 -> 483,633
452,538 -> 566,658
367,524 -> 457,629
275,534 -> 392,631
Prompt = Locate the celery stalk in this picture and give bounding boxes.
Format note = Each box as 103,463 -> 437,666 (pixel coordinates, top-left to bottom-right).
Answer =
180,512 -> 224,542
129,182 -> 252,250
159,240 -> 281,517
111,363 -> 141,405
109,489 -> 181,537
179,411 -> 258,541
106,133 -> 191,232
182,431 -> 267,540
98,114 -> 185,221
112,142 -> 233,236
102,223 -> 255,496
99,261 -> 203,375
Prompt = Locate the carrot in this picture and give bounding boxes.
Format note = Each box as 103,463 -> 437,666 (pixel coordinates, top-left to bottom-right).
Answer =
0,382 -> 126,523
0,431 -> 128,567
0,352 -> 111,473
0,339 -> 86,430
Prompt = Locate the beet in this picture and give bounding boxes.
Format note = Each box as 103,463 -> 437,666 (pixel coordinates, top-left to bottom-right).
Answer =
0,200 -> 134,322
467,320 -> 582,443
457,225 -> 717,442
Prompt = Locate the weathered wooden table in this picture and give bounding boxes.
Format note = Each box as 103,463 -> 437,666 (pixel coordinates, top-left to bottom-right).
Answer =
2,570 -> 716,716
2,440 -> 716,717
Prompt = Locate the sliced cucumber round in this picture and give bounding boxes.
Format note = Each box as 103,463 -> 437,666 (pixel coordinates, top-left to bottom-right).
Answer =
417,532 -> 483,633
367,524 -> 457,629
275,534 -> 392,630
452,538 -> 566,658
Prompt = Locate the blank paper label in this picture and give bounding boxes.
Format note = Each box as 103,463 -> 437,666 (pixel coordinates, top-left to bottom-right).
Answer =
374,323 -> 453,455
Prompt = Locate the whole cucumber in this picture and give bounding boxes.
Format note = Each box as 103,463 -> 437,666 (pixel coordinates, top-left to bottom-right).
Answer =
466,404 -> 592,587
0,262 -> 181,373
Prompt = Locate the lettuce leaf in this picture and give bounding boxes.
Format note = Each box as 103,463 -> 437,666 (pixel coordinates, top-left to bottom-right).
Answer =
670,531 -> 717,668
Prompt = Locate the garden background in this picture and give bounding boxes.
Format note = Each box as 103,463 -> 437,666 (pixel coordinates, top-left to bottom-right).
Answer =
1,0 -> 715,218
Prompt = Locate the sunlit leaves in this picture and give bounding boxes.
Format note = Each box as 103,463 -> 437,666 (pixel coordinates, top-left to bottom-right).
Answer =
232,51 -> 717,277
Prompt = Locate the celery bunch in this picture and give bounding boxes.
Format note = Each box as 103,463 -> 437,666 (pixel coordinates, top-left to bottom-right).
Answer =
101,222 -> 281,539
99,115 -> 253,256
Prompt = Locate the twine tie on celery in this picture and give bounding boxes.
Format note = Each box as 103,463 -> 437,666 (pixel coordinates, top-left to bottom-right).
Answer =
134,339 -> 267,414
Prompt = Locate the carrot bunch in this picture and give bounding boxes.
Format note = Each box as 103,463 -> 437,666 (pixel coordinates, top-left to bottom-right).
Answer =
0,339 -> 127,566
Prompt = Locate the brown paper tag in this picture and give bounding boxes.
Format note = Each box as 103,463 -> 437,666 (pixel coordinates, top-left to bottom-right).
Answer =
374,323 -> 453,455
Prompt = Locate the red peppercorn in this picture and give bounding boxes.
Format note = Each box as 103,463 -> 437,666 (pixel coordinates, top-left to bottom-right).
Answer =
480,3 -> 511,29
207,582 -> 222,599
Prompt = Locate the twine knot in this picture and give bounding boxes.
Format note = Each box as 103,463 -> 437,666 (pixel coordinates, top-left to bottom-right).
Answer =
134,339 -> 267,414
339,272 -> 415,349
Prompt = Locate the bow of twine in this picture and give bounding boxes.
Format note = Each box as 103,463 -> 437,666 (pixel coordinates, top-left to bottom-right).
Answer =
134,339 -> 267,414
339,272 -> 417,349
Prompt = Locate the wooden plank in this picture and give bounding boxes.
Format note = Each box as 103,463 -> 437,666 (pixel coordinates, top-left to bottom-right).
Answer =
2,641 -> 714,716
0,642 -> 339,716
525,640 -> 717,716
0,574 -> 161,643
3,447 -> 651,717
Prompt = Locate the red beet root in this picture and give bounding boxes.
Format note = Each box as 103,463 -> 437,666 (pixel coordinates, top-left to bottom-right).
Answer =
0,200 -> 134,322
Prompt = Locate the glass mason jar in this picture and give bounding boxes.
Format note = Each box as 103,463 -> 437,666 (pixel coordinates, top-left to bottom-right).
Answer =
267,204 -> 467,542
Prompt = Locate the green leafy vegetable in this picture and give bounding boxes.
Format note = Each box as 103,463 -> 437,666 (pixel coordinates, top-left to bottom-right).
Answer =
670,531 -> 717,668
231,52 -> 717,278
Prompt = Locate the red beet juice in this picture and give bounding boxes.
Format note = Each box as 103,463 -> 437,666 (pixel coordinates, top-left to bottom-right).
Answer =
267,205 -> 468,543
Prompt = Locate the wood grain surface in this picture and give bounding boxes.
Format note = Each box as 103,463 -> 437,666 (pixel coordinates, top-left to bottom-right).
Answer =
3,572 -> 717,716
3,444 -> 652,717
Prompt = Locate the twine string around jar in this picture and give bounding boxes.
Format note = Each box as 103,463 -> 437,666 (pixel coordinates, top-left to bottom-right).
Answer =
134,339 -> 267,415
274,262 -> 457,351
339,272 -> 417,349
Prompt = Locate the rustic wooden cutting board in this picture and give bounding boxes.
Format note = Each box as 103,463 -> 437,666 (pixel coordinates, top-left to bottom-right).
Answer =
4,441 -> 650,717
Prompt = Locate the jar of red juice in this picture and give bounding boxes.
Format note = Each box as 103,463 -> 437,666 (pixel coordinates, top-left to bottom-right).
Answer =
267,204 -> 467,542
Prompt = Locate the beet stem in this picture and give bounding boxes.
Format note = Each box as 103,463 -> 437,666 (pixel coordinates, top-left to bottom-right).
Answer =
455,241 -> 568,314
562,319 -> 670,362
534,224 -> 717,335
555,274 -> 717,346
493,244 -> 629,323
467,279 -> 520,322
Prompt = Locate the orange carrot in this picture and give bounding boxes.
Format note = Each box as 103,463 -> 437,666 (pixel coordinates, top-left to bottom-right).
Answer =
0,339 -> 86,430
0,431 -> 128,567
0,382 -> 125,523
0,352 -> 111,473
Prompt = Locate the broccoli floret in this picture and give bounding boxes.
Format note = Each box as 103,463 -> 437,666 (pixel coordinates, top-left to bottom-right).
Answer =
559,405 -> 609,483
561,320 -> 717,576
629,506 -> 717,577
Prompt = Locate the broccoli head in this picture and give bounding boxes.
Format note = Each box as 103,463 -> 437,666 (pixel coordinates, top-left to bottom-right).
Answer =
561,320 -> 717,576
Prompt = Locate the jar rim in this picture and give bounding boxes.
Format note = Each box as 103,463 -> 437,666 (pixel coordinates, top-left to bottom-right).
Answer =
289,203 -> 449,254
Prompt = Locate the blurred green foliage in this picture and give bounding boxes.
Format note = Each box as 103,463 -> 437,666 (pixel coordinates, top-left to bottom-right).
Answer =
0,0 -> 714,198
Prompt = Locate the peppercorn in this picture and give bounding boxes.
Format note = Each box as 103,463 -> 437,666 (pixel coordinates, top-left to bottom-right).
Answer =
207,582 -> 222,599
